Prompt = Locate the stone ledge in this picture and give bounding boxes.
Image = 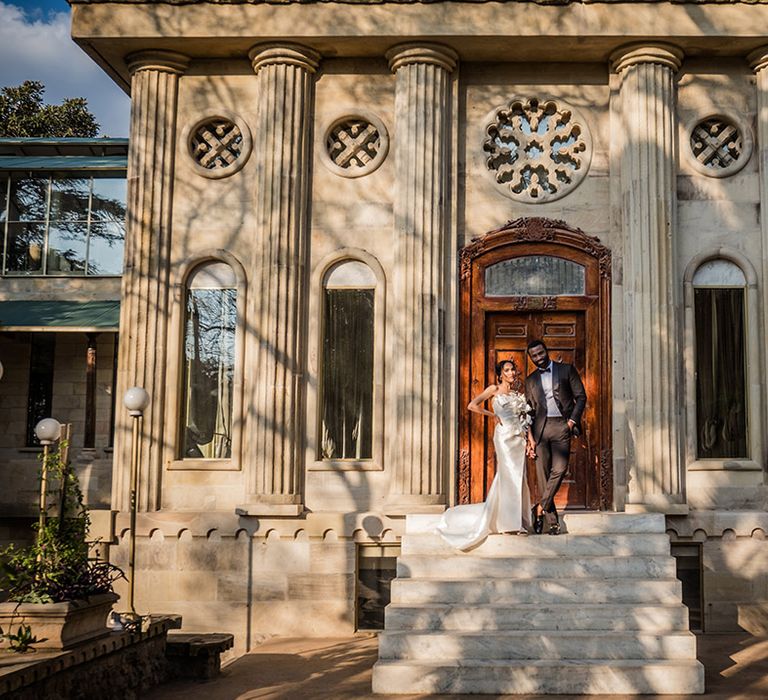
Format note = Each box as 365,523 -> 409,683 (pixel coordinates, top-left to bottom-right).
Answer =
0,616 -> 174,699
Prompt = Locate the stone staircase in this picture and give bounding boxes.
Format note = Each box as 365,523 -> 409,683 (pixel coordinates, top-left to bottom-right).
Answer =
372,513 -> 705,695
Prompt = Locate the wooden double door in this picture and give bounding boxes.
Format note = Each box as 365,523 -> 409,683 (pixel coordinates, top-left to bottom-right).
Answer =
487,310 -> 589,509
458,218 -> 613,511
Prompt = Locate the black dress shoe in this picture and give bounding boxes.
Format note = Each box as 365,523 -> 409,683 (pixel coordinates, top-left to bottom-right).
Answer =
532,508 -> 544,535
548,523 -> 561,536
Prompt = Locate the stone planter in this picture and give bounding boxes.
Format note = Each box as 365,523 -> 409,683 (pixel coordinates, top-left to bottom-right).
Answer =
0,592 -> 118,650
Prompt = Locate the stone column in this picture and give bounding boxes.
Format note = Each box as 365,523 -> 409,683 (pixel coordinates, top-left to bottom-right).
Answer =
239,43 -> 319,516
113,50 -> 189,512
748,47 -> 768,469
385,43 -> 457,513
611,44 -> 685,510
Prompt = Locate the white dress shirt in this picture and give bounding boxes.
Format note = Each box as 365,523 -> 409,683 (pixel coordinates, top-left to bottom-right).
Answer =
540,362 -> 563,417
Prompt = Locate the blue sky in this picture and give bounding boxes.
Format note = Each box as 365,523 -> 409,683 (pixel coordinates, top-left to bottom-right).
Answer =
0,1 -> 130,136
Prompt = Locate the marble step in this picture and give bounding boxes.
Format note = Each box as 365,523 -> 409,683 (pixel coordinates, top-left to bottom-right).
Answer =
384,603 -> 690,632
371,659 -> 705,695
378,630 -> 698,661
396,554 -> 675,579
390,577 -> 683,605
402,532 -> 671,557
406,512 -> 667,535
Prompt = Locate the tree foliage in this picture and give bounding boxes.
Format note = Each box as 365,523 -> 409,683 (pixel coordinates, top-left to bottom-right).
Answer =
0,81 -> 99,138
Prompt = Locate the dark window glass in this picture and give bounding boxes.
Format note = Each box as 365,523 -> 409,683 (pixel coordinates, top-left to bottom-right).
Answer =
321,289 -> 374,460
695,287 -> 748,458
357,547 -> 398,630
26,334 -> 56,446
181,271 -> 236,459
5,221 -> 45,273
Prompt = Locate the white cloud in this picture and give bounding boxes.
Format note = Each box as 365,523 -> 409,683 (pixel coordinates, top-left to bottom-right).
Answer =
0,2 -> 130,136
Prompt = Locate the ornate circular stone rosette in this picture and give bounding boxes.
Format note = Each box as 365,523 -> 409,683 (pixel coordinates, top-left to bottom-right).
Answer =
182,110 -> 252,180
684,111 -> 752,179
320,110 -> 390,179
482,96 -> 593,204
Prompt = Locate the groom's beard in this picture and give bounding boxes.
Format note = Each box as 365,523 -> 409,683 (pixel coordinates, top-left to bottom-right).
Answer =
532,357 -> 549,369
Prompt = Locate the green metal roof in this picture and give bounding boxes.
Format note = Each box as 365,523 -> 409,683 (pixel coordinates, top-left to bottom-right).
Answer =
0,139 -> 129,171
0,155 -> 127,171
0,300 -> 120,332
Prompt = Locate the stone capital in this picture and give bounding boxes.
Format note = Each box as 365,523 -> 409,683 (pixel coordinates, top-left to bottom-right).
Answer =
386,43 -> 458,74
748,46 -> 768,73
248,43 -> 321,75
610,43 -> 683,75
125,50 -> 190,76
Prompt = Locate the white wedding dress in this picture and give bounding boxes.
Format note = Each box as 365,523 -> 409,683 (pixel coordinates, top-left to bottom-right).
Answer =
436,392 -> 531,550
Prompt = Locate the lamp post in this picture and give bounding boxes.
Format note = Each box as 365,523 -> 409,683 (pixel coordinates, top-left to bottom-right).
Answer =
123,386 -> 150,616
34,418 -> 62,544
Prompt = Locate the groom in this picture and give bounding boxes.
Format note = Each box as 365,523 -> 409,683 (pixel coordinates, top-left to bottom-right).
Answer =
524,339 -> 586,535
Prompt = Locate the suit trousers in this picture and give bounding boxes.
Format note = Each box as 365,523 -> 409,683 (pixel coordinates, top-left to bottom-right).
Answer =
535,416 -> 571,527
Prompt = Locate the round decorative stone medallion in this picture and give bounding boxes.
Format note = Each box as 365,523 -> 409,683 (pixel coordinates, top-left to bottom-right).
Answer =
321,112 -> 389,178
185,111 -> 252,179
483,97 -> 593,203
687,114 -> 752,178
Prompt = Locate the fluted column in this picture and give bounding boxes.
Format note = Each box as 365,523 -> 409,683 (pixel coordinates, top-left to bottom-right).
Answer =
113,50 -> 189,512
385,43 -> 457,513
239,43 -> 319,516
748,47 -> 768,470
611,44 -> 684,510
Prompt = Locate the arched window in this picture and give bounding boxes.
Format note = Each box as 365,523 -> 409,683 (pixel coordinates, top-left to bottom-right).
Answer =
693,259 -> 748,458
181,261 -> 237,459
320,260 -> 376,461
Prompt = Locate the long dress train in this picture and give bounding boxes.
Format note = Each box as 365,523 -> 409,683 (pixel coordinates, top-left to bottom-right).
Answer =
435,393 -> 531,550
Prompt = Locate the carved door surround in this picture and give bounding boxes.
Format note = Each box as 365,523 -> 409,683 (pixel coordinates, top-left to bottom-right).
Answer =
458,217 -> 613,510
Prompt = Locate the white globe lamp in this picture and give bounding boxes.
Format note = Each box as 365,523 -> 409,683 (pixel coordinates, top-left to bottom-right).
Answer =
35,417 -> 62,445
123,387 -> 150,416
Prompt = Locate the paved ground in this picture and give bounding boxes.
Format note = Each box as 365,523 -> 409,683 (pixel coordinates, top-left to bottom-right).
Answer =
146,633 -> 768,699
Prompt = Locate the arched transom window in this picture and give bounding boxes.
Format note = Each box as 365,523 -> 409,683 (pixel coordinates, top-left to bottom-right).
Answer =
485,255 -> 586,297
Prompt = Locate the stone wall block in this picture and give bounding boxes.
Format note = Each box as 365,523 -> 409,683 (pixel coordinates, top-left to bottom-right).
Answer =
287,572 -> 355,600
385,43 -> 457,510
251,539 -> 311,574
309,542 -> 355,574
249,575 -> 289,601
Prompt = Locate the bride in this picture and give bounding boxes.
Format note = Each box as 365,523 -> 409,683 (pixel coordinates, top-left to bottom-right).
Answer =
435,359 -> 532,550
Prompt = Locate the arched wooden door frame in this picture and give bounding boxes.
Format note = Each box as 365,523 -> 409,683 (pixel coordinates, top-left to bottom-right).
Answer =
457,216 -> 613,510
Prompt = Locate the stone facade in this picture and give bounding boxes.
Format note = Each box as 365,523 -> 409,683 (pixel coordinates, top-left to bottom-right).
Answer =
6,0 -> 759,648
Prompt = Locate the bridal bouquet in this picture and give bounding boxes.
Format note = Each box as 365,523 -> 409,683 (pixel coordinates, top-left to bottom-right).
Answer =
512,393 -> 533,430
498,392 -> 533,433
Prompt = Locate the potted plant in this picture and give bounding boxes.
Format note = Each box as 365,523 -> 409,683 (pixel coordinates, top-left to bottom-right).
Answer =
0,425 -> 123,651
